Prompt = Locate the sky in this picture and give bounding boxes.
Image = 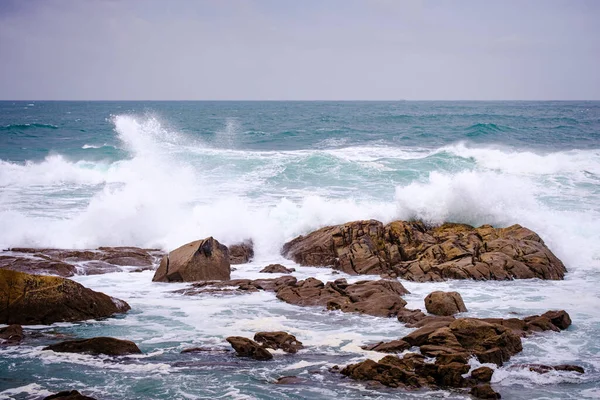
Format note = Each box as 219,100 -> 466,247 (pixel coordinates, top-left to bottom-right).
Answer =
0,0 -> 598,100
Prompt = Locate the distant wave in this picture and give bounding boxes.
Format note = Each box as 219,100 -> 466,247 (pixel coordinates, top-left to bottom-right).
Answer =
82,143 -> 115,149
0,123 -> 58,131
465,122 -> 513,136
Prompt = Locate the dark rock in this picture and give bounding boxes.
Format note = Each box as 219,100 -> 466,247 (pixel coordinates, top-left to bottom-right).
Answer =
43,337 -> 142,355
254,331 -> 303,354
226,336 -> 273,360
282,220 -> 566,281
424,291 -> 467,316
153,237 -> 230,282
174,276 -> 297,296
229,240 -> 254,264
180,347 -> 231,354
0,324 -> 23,344
362,339 -> 410,353
260,264 -> 295,273
514,363 -> 585,374
471,366 -> 494,382
275,376 -> 306,384
0,255 -> 76,277
470,384 -> 501,399
0,269 -> 130,325
541,310 -> 572,330
44,390 -> 97,400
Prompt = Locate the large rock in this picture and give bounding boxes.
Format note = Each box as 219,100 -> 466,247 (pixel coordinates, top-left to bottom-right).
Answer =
43,337 -> 142,356
226,336 -> 273,360
276,278 -> 409,318
228,240 -> 254,264
0,324 -> 23,344
260,264 -> 295,273
254,331 -> 303,353
153,237 -> 230,282
282,220 -> 566,281
44,390 -> 97,400
0,269 -> 130,325
424,291 -> 467,316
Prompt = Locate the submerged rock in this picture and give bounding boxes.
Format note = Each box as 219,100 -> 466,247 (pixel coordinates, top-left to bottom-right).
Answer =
153,237 -> 230,282
226,336 -> 273,360
0,324 -> 23,344
254,331 -> 303,354
228,240 -> 254,264
0,269 -> 130,325
282,220 -> 566,281
274,376 -> 306,385
43,337 -> 142,356
43,390 -> 97,400
260,264 -> 295,273
424,291 -> 467,316
470,384 -> 501,399
512,363 -> 585,374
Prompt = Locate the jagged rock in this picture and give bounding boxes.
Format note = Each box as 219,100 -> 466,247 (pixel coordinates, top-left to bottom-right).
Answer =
276,278 -> 409,318
424,291 -> 467,316
153,237 -> 230,282
282,220 -> 566,281
0,269 -> 130,325
254,331 -> 303,354
44,391 -> 97,400
226,336 -> 272,360
0,255 -> 76,277
180,347 -> 230,354
361,339 -> 410,353
274,376 -> 306,384
470,384 -> 501,399
0,324 -> 23,344
229,241 -> 254,264
43,337 -> 142,356
174,276 -> 297,296
471,366 -> 494,382
260,264 -> 295,273
513,364 -> 585,374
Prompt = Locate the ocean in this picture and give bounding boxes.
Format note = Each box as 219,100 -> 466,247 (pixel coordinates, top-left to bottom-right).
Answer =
0,101 -> 599,399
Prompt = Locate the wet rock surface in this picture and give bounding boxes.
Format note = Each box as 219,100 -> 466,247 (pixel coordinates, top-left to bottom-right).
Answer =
153,237 -> 230,282
424,291 -> 467,316
0,324 -> 23,344
226,336 -> 273,360
43,337 -> 142,356
254,331 -> 303,353
260,264 -> 296,273
282,220 -> 566,281
43,390 -> 97,400
228,240 -> 254,264
0,269 -> 131,325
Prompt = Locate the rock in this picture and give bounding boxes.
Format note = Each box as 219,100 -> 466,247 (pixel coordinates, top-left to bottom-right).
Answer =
0,269 -> 131,325
0,324 -> 23,344
260,264 -> 295,273
282,220 -> 566,281
180,346 -> 231,353
515,363 -> 585,374
424,291 -> 467,316
43,337 -> 142,355
226,336 -> 273,360
229,240 -> 254,264
254,331 -> 303,354
275,376 -> 306,384
44,390 -> 97,400
541,310 -> 572,330
471,366 -> 494,382
174,276 -> 297,296
362,339 -> 410,353
0,255 -> 76,277
153,237 -> 230,282
276,278 -> 410,318
401,319 -> 455,347
470,384 -> 501,399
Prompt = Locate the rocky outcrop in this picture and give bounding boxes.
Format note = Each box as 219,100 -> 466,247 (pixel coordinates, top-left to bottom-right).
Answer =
174,276 -> 297,295
43,337 -> 142,356
260,264 -> 295,273
226,336 -> 273,360
0,269 -> 130,325
276,278 -> 409,318
153,237 -> 230,282
228,241 -> 254,264
43,390 -> 97,400
470,384 -> 501,399
275,376 -> 306,385
424,291 -> 467,316
282,220 -> 566,281
1,247 -> 163,277
0,324 -> 23,344
254,331 -> 303,353
512,363 -> 585,374
361,339 -> 410,353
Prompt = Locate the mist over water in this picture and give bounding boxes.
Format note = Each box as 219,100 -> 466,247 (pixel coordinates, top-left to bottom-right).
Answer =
1,101 -> 599,399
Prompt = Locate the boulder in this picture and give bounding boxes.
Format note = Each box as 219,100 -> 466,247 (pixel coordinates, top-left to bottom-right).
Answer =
226,336 -> 272,360
254,331 -> 303,353
44,391 -> 97,400
282,220 -> 566,281
228,241 -> 254,264
275,376 -> 306,385
43,337 -> 142,356
0,269 -> 130,325
361,339 -> 410,353
470,384 -> 501,399
0,324 -> 23,344
471,366 -> 494,382
513,364 -> 585,374
424,291 -> 467,316
153,237 -> 230,282
260,264 -> 295,273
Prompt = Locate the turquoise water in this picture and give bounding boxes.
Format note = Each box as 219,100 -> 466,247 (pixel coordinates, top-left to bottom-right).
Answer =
0,101 -> 599,399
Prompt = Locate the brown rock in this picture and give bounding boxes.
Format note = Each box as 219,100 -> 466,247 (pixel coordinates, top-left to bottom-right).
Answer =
0,324 -> 23,344
424,291 -> 468,316
254,331 -> 303,354
180,347 -> 230,354
228,240 -> 254,264
153,237 -> 230,282
470,384 -> 501,399
274,376 -> 306,384
471,366 -> 494,382
226,336 -> 273,360
0,269 -> 130,325
541,310 -> 572,330
282,220 -> 566,281
174,276 -> 297,296
362,339 -> 410,353
44,391 -> 97,400
515,363 -> 585,374
402,319 -> 455,347
43,337 -> 142,356
0,255 -> 76,277
260,264 -> 295,273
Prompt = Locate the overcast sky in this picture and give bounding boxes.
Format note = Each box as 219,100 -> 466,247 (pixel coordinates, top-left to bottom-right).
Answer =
0,0 -> 598,100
